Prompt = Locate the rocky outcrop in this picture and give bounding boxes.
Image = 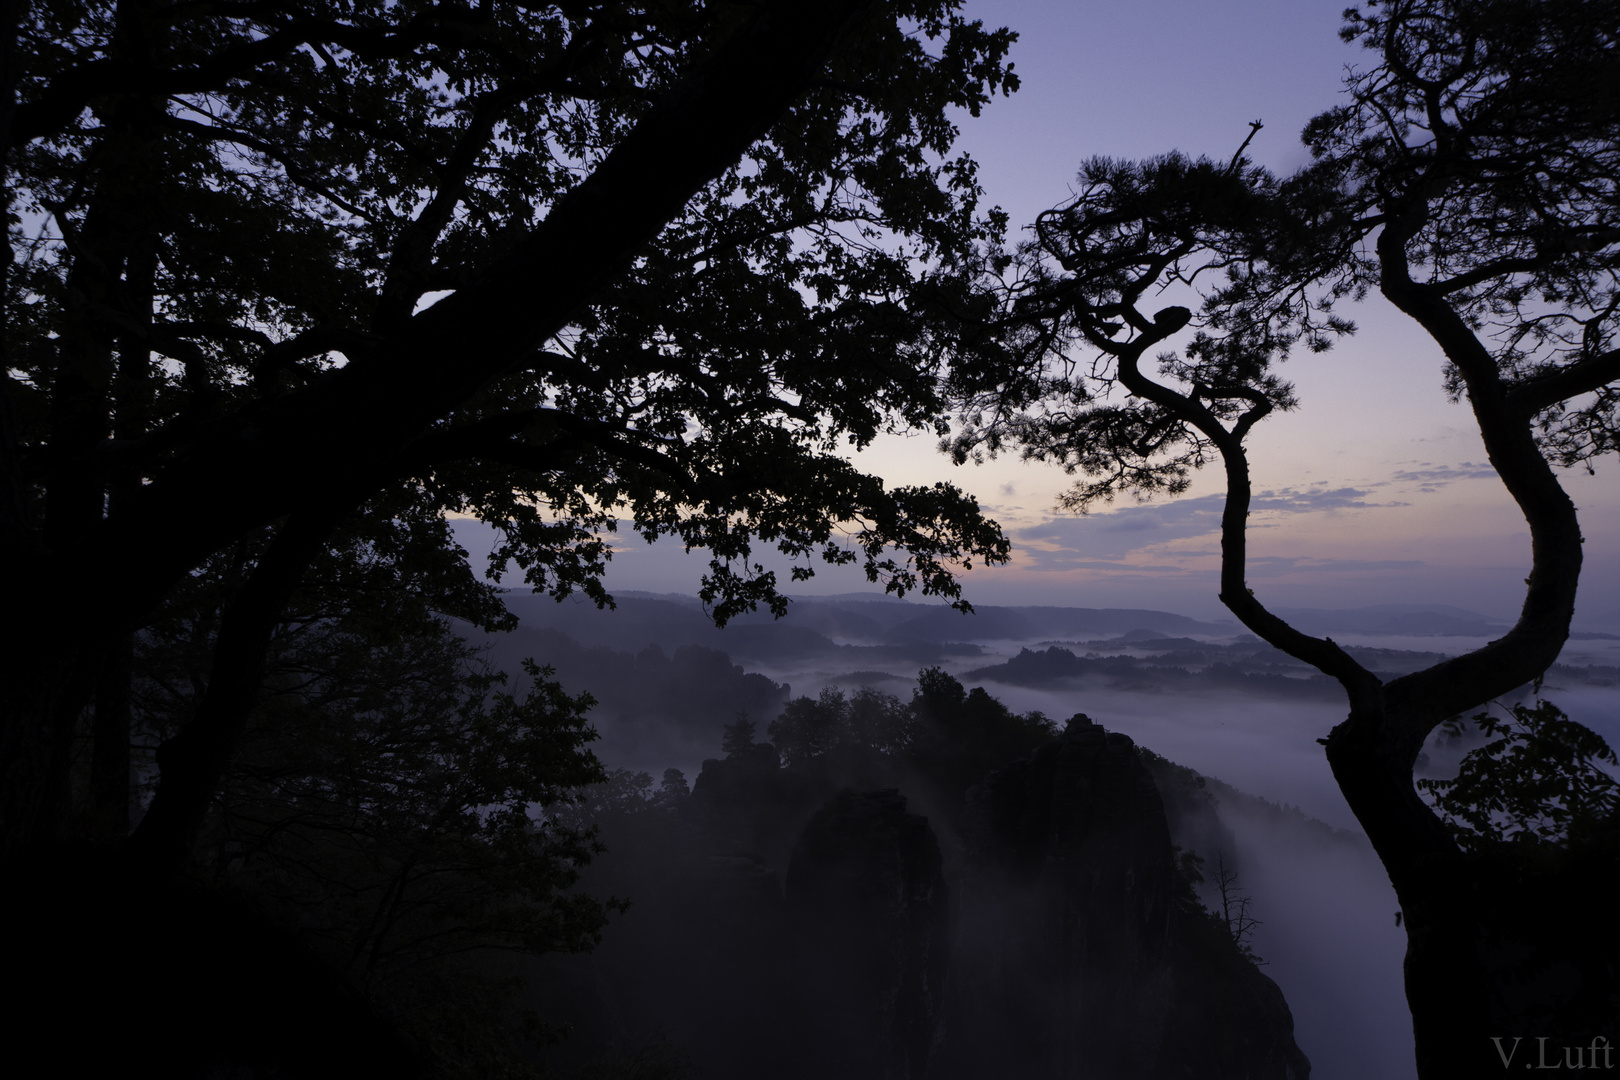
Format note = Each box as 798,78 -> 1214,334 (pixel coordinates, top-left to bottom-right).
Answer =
687,741 -> 905,866
936,715 -> 1177,1078
783,789 -> 949,1080
534,717 -> 1309,1080
935,714 -> 1309,1080
1161,900 -> 1313,1079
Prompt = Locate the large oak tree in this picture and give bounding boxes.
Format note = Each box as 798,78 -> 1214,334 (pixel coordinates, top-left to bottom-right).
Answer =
0,0 -> 1017,877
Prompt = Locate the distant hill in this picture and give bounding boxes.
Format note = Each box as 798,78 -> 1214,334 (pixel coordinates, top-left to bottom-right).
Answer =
884,604 -> 1236,642
1267,604 -> 1511,637
497,592 -> 1544,654
497,591 -> 1240,653
495,591 -> 981,665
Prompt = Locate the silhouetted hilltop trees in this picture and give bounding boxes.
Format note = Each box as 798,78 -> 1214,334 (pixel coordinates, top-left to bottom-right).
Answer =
536,671 -> 1310,1079
770,687 -> 918,763
474,626 -> 790,769
14,553 -> 615,1079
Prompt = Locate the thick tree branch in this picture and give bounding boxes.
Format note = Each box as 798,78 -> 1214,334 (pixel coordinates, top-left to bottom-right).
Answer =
375,86 -> 528,327
1375,216 -> 1584,731
1213,441 -> 1382,697
54,0 -> 882,636
130,506 -> 344,877
1427,254 -> 1554,296
1508,347 -> 1620,416
0,0 -> 26,556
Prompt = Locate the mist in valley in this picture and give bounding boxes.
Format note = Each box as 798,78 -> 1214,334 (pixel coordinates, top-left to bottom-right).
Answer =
461,590 -> 1620,1079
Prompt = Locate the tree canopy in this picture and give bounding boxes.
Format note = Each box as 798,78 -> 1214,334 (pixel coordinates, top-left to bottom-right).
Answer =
1,4 -> 1023,1072
0,0 -> 1020,864
940,0 -> 1620,1073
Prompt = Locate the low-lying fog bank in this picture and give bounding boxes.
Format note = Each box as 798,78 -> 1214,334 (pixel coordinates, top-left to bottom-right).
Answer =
469,593 -> 1620,1080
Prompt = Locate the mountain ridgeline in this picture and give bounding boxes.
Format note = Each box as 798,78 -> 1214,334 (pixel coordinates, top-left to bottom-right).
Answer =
529,667 -> 1311,1080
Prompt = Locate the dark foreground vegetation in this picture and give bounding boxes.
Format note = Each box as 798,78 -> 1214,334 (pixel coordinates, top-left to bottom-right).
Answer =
5,0 -> 1620,1076
2,1 -> 1021,1074
530,668 -> 1309,1079
13,640 -> 1318,1078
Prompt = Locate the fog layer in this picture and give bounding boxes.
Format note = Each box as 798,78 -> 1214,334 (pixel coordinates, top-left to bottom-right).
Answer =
469,592 -> 1620,1080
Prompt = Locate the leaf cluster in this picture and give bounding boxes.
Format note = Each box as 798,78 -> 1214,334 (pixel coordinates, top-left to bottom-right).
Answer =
9,0 -> 1023,620
936,0 -> 1620,511
1417,700 -> 1620,850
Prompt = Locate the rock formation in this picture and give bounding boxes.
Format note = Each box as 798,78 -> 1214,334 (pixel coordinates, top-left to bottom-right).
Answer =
935,714 -> 1309,1079
783,789 -> 949,1080
531,716 -> 1310,1079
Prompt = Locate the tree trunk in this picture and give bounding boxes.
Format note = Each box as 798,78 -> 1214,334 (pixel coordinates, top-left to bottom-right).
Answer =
0,0 -> 883,858
1323,696 -> 1619,1078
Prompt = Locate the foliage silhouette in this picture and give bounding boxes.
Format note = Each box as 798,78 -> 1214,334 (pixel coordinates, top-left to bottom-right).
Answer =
1418,700 -> 1620,849
940,0 -> 1620,1072
2,2 -> 1020,1071
2,0 -> 1017,868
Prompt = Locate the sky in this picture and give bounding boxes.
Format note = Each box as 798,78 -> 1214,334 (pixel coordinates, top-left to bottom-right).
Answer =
459,15 -> 1613,1071
462,15 -> 1614,1069
469,0 -> 1620,628
899,0 -> 1620,625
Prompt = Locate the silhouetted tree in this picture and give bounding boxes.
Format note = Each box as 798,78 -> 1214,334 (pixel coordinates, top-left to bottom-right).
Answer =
909,667 -> 1056,805
767,684 -> 922,765
945,0 -> 1620,1071
555,768 -> 672,831
656,767 -> 691,807
3,4 -> 1020,1069
769,688 -> 862,766
721,716 -> 759,759
1210,854 -> 1263,966
1,0 -> 1017,875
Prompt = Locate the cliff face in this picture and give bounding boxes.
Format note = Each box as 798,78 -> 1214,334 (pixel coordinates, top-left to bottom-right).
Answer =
783,789 -> 949,1080
532,718 -> 1310,1080
939,715 -> 1178,1078
937,715 -> 1309,1080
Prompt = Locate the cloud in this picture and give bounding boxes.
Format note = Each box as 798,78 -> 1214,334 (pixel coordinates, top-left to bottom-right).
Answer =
1021,558 -> 1202,573
1245,556 -> 1426,578
1387,462 -> 1500,491
1016,494 -> 1228,562
1014,487 -> 1393,567
1249,487 -> 1382,512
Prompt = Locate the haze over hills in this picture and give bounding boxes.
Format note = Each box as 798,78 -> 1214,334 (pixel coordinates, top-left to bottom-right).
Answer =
476,591 -> 1619,811
496,590 -> 1240,656
458,589 -> 1620,1080
496,589 -> 1606,658
488,591 -> 1618,710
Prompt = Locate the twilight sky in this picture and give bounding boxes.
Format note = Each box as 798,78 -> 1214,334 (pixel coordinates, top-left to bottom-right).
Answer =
471,0 -> 1620,627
